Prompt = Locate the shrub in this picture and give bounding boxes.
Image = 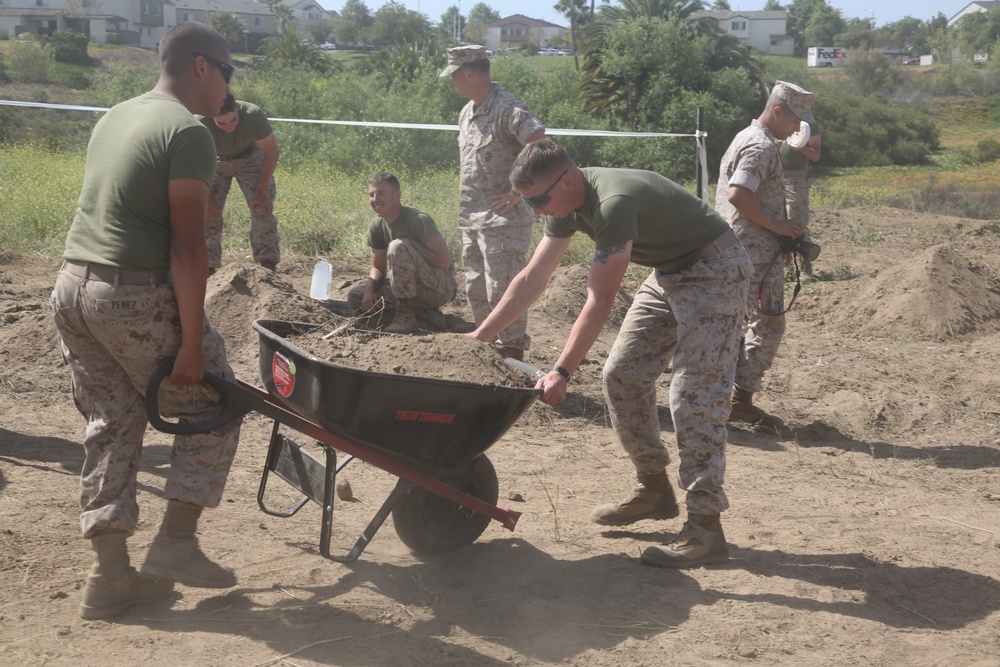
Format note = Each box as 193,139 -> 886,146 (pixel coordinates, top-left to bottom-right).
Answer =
5,38 -> 50,83
46,30 -> 89,65
974,138 -> 1000,163
88,61 -> 157,107
815,94 -> 940,168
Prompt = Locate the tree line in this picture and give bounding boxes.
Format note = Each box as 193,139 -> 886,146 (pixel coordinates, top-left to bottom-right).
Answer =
10,0 -> 1000,180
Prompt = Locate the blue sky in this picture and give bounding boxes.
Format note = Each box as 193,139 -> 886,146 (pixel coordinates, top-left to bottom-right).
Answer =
316,1 -> 970,30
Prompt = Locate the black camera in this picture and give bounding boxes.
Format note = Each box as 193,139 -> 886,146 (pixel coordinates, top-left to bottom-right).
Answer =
780,235 -> 820,262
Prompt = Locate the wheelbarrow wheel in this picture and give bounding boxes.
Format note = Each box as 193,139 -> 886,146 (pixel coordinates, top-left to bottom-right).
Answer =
391,455 -> 499,554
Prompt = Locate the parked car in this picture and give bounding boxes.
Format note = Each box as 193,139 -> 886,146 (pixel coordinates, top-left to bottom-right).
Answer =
903,57 -> 919,65
557,50 -> 573,56
320,42 -> 337,51
538,48 -> 557,56
485,48 -> 495,56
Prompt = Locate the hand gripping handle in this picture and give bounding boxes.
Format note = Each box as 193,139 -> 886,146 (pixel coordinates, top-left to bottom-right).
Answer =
145,363 -> 253,435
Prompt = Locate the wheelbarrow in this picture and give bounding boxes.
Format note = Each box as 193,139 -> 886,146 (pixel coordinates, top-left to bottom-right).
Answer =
146,319 -> 541,563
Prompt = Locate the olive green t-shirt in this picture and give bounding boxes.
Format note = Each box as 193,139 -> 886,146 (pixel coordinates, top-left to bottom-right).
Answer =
779,120 -> 820,172
543,168 -> 731,273
199,100 -> 273,158
367,206 -> 442,250
63,93 -> 217,271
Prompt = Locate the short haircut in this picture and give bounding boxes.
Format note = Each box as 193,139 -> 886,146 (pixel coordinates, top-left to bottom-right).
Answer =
509,138 -> 573,189
463,58 -> 490,76
219,92 -> 237,114
159,21 -> 229,78
368,172 -> 400,190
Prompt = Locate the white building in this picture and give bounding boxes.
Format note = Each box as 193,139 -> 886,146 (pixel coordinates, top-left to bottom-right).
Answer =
483,14 -> 568,52
948,1 -> 1000,27
0,0 -> 330,51
688,9 -> 793,56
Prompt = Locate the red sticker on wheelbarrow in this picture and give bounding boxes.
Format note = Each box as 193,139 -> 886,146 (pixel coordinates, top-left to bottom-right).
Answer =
272,351 -> 296,397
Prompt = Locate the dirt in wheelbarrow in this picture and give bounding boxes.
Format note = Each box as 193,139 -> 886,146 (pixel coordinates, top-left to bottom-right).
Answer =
3,207 -> 1000,666
282,329 -> 536,389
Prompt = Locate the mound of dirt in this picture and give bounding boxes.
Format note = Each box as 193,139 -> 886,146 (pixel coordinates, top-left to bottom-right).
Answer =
532,263 -> 633,330
205,263 -> 347,371
831,243 -> 1000,340
0,256 -> 65,395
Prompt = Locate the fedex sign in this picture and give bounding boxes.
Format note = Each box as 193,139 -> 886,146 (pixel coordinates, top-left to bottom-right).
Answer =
807,47 -> 850,67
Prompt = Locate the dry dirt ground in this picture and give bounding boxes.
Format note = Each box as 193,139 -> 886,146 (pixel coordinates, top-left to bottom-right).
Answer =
2,207 -> 1000,667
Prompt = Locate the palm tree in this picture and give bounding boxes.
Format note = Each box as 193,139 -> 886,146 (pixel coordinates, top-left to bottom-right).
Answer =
554,0 -> 588,69
578,0 -> 764,115
259,0 -> 298,31
261,27 -> 329,71
207,12 -> 246,52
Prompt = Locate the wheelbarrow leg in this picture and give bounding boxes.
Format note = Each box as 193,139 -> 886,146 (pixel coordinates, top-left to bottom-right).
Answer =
258,421 -> 317,518
328,479 -> 413,563
256,420 -> 411,563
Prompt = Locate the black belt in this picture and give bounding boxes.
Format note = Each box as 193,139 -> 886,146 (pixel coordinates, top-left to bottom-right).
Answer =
62,259 -> 169,286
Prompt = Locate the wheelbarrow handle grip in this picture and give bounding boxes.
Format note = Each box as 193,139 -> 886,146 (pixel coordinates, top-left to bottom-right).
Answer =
145,362 -> 252,435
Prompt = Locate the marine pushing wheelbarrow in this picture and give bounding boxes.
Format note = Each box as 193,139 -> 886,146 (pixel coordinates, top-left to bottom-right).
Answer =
146,319 -> 541,563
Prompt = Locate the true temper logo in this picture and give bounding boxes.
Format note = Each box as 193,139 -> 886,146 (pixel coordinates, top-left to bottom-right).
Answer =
395,410 -> 456,424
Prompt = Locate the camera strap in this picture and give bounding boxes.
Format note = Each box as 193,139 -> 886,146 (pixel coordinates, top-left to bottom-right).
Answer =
755,249 -> 802,317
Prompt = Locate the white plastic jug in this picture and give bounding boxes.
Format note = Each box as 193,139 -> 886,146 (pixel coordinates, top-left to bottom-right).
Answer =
786,120 -> 811,149
309,258 -> 332,300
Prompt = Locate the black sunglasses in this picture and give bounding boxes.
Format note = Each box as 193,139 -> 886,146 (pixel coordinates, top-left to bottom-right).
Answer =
192,51 -> 235,84
520,169 -> 568,209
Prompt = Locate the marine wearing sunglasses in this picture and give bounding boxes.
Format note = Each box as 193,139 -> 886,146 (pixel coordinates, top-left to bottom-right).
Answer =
519,169 -> 568,209
192,51 -> 235,84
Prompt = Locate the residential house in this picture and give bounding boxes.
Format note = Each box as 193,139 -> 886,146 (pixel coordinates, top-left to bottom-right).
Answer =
286,0 -> 326,27
0,0 -> 151,44
688,9 -> 793,56
483,14 -> 568,52
173,0 -> 277,52
948,1 -> 999,27
0,0 -> 330,51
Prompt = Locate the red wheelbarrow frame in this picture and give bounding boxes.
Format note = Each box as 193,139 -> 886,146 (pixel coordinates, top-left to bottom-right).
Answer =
146,365 -> 524,563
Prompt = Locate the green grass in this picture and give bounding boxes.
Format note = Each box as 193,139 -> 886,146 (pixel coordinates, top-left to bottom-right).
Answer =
3,48 -> 999,265
0,144 -> 85,254
0,144 -> 600,267
810,98 -> 1000,215
524,53 -> 579,78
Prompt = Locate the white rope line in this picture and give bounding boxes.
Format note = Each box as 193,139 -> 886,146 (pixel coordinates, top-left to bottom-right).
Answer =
1,98 -> 711,200
0,99 -> 704,138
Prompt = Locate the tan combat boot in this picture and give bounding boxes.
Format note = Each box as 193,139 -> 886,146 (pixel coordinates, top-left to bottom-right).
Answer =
140,500 -> 237,588
640,512 -> 729,568
728,386 -> 783,427
416,307 -> 447,331
384,303 -> 418,334
80,530 -> 173,620
589,470 -> 680,526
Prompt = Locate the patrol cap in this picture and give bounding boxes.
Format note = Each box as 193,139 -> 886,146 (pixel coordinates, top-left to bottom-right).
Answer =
439,44 -> 489,77
771,80 -> 816,124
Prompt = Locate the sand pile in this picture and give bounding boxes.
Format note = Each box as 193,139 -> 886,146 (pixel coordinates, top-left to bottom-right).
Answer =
832,243 -> 1000,340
